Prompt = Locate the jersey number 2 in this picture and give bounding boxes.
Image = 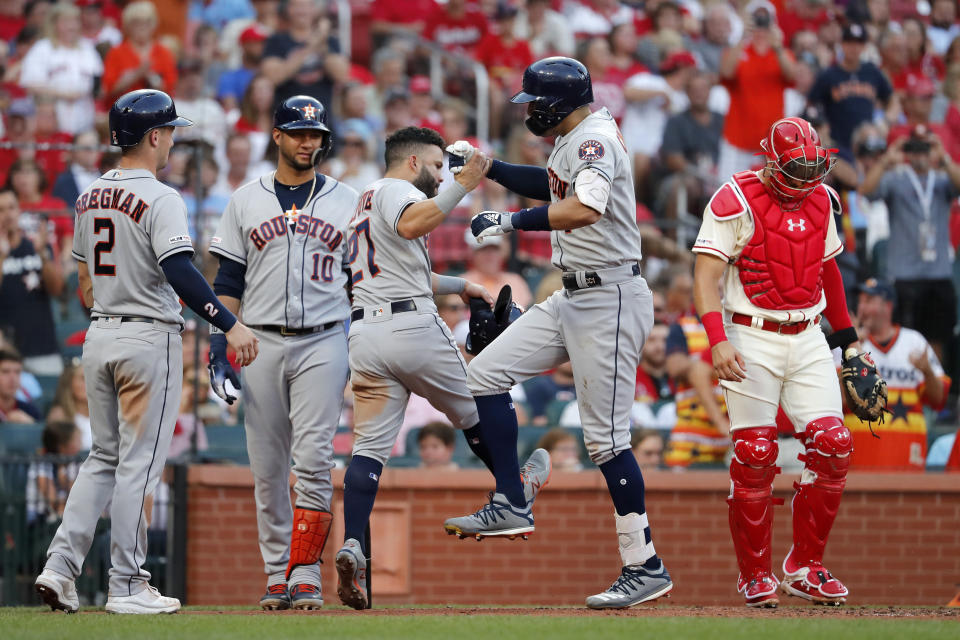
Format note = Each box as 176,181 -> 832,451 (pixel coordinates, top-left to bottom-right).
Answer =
347,218 -> 380,284
93,217 -> 116,276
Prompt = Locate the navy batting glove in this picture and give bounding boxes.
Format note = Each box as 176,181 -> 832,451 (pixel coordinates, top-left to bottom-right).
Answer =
208,333 -> 241,405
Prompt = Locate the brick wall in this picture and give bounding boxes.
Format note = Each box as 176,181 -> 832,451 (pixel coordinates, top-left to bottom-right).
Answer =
185,467 -> 960,606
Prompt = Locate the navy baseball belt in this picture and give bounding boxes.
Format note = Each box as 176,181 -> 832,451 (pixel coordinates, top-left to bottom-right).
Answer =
249,321 -> 339,336
351,299 -> 417,321
562,263 -> 641,291
731,313 -> 820,335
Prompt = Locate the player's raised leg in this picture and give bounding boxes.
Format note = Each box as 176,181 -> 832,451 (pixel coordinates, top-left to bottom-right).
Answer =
444,299 -> 568,539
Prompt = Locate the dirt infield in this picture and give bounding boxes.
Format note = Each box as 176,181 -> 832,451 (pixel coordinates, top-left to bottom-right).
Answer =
180,605 -> 959,619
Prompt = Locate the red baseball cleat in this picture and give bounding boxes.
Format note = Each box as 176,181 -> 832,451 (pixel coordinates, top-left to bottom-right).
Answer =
781,551 -> 848,605
737,573 -> 780,608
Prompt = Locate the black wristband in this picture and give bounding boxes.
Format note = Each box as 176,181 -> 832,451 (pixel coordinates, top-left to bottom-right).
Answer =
827,326 -> 859,351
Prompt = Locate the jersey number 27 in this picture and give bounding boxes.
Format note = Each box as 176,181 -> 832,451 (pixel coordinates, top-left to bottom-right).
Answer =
348,190 -> 380,283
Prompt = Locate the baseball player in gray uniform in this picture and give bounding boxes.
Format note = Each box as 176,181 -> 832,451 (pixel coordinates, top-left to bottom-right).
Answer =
34,90 -> 259,614
443,58 -> 673,608
207,96 -> 355,611
332,127 -> 551,611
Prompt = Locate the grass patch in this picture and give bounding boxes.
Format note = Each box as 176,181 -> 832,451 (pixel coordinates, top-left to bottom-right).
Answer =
0,608 -> 956,640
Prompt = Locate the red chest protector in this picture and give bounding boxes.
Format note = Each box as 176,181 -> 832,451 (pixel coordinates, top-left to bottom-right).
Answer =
712,171 -> 833,311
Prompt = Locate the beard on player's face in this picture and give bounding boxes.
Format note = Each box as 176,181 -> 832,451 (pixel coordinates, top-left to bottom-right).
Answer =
279,144 -> 315,172
413,164 -> 439,197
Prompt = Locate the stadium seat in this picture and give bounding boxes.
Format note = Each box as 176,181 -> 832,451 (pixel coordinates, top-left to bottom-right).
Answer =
0,424 -> 44,456
200,424 -> 248,464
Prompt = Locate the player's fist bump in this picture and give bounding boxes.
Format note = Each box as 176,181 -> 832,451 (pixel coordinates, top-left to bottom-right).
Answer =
445,140 -> 477,174
471,210 -> 513,240
226,321 -> 260,366
455,150 -> 492,191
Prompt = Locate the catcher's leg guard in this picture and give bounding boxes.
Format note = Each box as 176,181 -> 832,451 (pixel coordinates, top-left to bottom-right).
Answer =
728,426 -> 781,607
285,507 -> 333,581
782,417 -> 852,605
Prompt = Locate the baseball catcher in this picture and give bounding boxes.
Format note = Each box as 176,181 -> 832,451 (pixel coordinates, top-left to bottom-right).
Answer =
693,116 -> 887,607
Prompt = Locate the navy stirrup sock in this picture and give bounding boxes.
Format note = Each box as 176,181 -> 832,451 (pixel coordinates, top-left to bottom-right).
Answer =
474,393 -> 524,507
342,455 -> 383,554
463,424 -> 495,473
599,450 -> 660,569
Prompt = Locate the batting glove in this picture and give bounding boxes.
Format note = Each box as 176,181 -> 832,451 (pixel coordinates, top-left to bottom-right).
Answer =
471,211 -> 514,241
208,333 -> 241,405
445,140 -> 477,175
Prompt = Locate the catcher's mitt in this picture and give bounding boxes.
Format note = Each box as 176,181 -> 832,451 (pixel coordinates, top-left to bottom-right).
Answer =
840,349 -> 888,424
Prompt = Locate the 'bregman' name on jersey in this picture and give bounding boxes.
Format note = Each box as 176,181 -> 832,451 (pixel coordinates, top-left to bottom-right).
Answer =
75,186 -> 149,223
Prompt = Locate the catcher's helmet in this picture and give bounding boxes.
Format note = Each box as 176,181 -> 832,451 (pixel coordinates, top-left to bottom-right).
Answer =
466,285 -> 524,355
273,95 -> 333,160
510,57 -> 593,136
109,90 -> 193,148
759,117 -> 835,210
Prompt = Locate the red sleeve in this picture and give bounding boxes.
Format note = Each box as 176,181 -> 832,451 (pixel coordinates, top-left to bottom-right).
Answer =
101,44 -> 129,98
156,45 -> 178,95
821,258 -> 853,332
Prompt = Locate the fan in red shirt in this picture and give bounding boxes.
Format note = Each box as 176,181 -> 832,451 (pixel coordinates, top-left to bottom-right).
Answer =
475,5 -> 532,89
778,0 -> 832,46
888,77 -> 960,161
371,0 -> 438,40
423,0 -> 488,54
409,76 -> 443,132
607,22 -> 648,86
100,1 -> 177,105
889,16 -> 946,91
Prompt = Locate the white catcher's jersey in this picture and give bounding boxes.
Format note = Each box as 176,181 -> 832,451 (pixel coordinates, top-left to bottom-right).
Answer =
349,178 -> 433,307
209,173 -> 357,327
71,167 -> 194,324
546,107 -> 643,271
692,177 -> 844,324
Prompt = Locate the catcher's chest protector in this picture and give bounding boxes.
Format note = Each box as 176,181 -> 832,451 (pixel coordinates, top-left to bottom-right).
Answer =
732,171 -> 831,311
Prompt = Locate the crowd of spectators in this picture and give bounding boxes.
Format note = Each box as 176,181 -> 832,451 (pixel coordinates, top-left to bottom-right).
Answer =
0,0 -> 959,475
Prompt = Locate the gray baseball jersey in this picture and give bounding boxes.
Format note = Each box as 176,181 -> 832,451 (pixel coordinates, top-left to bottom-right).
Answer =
466,108 -> 653,465
209,173 -> 356,327
209,172 -> 355,590
45,167 -> 188,597
349,178 -> 433,307
347,176 -> 479,464
546,107 -> 643,271
70,167 -> 194,323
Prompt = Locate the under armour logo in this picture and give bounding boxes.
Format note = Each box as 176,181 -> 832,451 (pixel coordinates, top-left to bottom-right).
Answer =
786,218 -> 806,232
301,105 -> 317,119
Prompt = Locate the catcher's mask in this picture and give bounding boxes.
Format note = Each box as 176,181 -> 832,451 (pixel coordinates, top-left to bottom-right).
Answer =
759,117 -> 836,211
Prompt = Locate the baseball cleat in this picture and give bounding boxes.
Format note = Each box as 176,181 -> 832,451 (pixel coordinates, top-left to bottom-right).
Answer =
289,583 -> 323,610
335,538 -> 368,610
585,560 -> 673,609
781,552 -> 847,605
443,492 -> 534,539
520,448 -> 552,506
105,585 -> 180,614
260,583 -> 291,610
738,574 -> 780,608
35,568 -> 79,613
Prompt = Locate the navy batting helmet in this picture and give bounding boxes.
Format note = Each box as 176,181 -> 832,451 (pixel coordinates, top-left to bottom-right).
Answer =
274,95 -> 333,161
466,285 -> 524,355
510,57 -> 593,136
109,90 -> 193,148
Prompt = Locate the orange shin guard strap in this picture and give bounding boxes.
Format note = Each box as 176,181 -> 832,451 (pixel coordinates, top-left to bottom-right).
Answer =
285,507 -> 333,581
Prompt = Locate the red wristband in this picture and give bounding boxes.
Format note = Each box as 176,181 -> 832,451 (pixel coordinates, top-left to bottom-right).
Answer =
702,311 -> 727,347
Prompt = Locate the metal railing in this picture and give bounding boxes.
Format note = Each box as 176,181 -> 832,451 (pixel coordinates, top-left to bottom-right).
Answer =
0,456 -> 187,606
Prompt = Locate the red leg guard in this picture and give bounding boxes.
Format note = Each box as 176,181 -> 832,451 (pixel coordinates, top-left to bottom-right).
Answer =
285,507 -> 333,581
783,417 -> 852,604
728,426 -> 781,606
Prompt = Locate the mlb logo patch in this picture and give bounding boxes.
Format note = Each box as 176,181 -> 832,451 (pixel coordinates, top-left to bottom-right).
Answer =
578,139 -> 604,161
